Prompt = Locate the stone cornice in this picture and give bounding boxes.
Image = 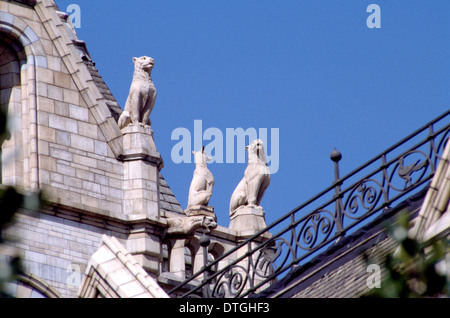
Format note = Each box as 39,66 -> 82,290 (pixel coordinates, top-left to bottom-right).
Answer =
32,202 -> 168,236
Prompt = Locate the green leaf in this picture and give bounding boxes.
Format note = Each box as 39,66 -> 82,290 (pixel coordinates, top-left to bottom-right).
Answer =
0,187 -> 23,227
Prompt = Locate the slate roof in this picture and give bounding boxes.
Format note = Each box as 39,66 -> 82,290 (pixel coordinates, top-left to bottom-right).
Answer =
159,172 -> 185,216
82,57 -> 123,122
56,11 -> 122,122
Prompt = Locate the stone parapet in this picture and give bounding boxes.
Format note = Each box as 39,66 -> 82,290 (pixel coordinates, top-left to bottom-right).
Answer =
229,205 -> 267,237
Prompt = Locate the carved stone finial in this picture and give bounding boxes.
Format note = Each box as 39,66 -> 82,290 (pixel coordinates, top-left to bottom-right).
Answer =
229,139 -> 270,216
184,147 -> 216,221
229,139 -> 271,235
118,56 -> 157,129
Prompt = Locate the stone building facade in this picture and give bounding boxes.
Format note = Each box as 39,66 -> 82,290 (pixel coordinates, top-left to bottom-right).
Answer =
0,0 -> 255,298
1,0 -> 449,299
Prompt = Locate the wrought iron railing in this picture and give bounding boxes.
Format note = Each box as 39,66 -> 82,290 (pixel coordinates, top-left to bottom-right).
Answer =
168,110 -> 450,298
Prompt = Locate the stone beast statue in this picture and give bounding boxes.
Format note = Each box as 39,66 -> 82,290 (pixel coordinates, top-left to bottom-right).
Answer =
164,216 -> 217,238
229,139 -> 270,217
118,56 -> 157,129
187,146 -> 215,209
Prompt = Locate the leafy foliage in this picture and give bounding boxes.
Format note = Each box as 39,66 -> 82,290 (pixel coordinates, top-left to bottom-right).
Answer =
367,212 -> 449,298
0,110 -> 41,297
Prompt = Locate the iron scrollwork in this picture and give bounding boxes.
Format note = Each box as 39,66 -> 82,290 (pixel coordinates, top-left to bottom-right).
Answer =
297,210 -> 335,250
204,264 -> 249,298
168,111 -> 450,299
343,179 -> 386,221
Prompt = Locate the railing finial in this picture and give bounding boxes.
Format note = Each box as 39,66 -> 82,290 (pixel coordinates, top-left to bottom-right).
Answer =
330,148 -> 342,162
331,148 -> 344,235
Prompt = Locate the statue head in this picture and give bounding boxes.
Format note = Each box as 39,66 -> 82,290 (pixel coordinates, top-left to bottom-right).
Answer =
246,139 -> 267,163
192,146 -> 212,164
202,216 -> 217,232
132,56 -> 155,72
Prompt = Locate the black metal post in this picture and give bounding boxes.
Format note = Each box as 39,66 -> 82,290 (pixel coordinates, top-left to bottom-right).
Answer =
199,232 -> 211,297
330,148 -> 345,235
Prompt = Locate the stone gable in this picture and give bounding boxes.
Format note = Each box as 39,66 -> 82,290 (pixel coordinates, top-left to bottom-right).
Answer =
0,0 -> 242,298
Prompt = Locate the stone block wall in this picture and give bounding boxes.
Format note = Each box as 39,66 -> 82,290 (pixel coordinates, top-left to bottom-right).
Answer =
1,1 -> 126,218
3,207 -> 128,298
0,0 -> 248,298
0,0 -> 152,298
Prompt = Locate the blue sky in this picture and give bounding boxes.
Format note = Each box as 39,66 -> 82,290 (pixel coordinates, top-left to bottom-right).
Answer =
55,0 -> 449,228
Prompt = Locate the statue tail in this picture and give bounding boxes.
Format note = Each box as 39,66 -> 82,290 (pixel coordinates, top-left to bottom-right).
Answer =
118,111 -> 130,129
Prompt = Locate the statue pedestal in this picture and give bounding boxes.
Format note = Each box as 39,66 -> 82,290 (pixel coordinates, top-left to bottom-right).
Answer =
121,124 -> 163,169
121,124 -> 163,219
229,205 -> 267,237
185,205 -> 216,221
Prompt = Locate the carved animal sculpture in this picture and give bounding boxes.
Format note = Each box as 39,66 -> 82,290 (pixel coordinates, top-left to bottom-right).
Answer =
165,216 -> 217,238
229,139 -> 271,217
187,146 -> 215,209
398,157 -> 427,186
118,56 -> 157,129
